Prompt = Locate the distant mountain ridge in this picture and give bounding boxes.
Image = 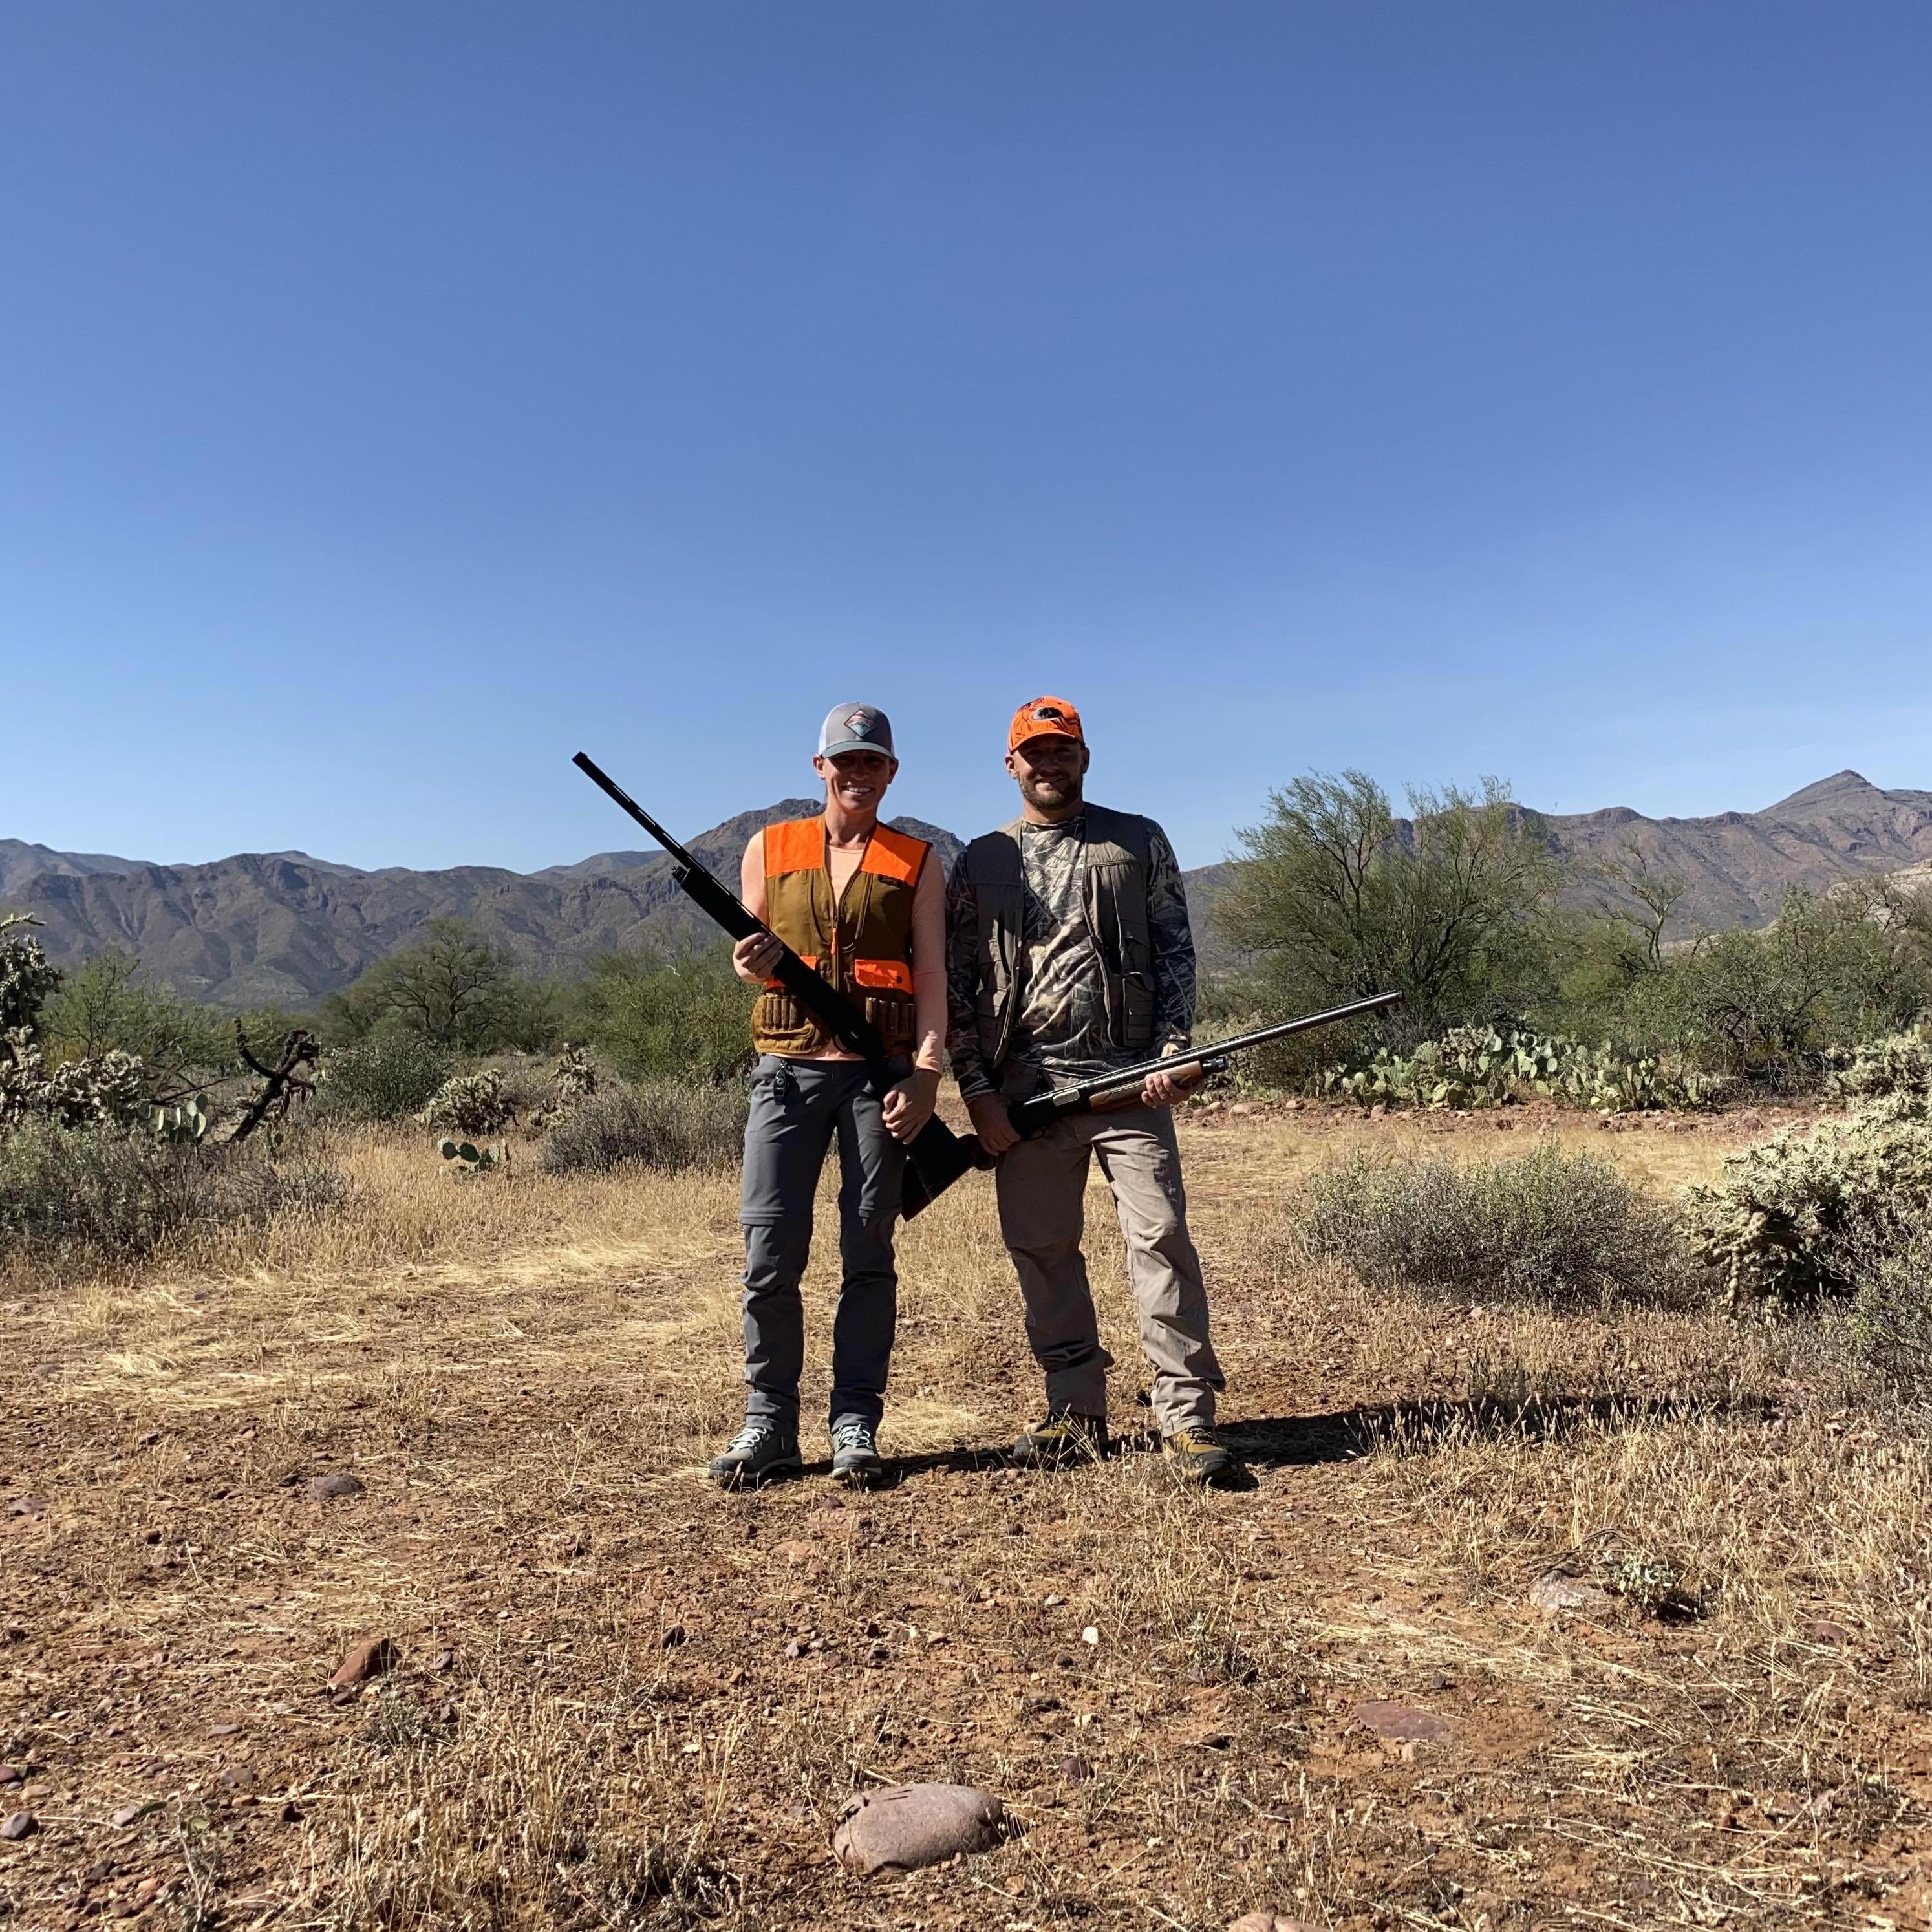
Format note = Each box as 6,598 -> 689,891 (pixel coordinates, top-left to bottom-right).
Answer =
5,771 -> 1929,1007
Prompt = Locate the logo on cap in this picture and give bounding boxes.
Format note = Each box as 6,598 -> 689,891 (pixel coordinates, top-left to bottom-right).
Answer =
1032,705 -> 1065,722
844,709 -> 873,735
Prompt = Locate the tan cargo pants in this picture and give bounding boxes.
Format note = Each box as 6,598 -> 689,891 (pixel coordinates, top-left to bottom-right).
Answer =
993,1100 -> 1223,1434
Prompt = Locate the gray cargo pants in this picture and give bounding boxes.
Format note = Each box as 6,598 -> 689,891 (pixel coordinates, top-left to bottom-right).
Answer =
993,1098 -> 1223,1435
738,1054 -> 906,1433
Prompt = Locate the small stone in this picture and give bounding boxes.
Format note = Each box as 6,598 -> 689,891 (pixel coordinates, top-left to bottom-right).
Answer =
1230,1914 -> 1325,1932
832,1783 -> 1007,1874
6,1499 -> 46,1519
328,1636 -> 398,1688
0,1768 -> 20,1788
1422,1669 -> 1454,1692
306,1472 -> 365,1502
207,1723 -> 241,1737
784,1640 -> 804,1660
1041,1594 -> 1063,1608
1803,1619 -> 1850,1647
136,1432 -> 162,1448
1369,1104 -> 1387,1120
1056,1754 -> 1094,1781
0,1814 -> 35,1842
1081,1626 -> 1099,1646
432,1648 -> 455,1673
110,1801 -> 155,1827
1351,1701 -> 1450,1744
1529,1569 -> 1616,1615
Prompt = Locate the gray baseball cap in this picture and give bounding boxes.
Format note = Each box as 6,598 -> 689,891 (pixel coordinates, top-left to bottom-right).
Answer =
817,702 -> 896,761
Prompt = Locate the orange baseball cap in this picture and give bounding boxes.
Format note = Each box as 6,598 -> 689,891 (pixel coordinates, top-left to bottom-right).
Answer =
1007,696 -> 1084,753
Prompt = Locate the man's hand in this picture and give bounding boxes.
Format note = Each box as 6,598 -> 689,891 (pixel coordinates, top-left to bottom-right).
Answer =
881,1068 -> 941,1143
1139,1060 -> 1204,1110
731,931 -> 784,984
967,1091 -> 1022,1157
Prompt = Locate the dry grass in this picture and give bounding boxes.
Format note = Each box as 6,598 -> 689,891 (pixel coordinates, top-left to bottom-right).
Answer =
3,1102 -> 1931,1929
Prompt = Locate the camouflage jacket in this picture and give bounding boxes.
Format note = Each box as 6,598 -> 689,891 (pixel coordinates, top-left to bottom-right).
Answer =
945,805 -> 1196,1099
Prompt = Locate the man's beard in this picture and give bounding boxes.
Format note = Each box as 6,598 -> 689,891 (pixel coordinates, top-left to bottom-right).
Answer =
1018,771 -> 1084,814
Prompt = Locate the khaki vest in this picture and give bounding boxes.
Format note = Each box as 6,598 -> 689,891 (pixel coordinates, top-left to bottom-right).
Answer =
753,817 -> 930,1058
959,803 -> 1158,1078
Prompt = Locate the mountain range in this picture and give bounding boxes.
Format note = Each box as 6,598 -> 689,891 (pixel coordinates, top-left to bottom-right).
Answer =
4,770 -> 1930,1007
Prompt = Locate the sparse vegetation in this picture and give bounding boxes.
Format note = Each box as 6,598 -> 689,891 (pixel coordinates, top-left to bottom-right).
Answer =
0,1116 -> 345,1265
1298,1141 -> 1697,1307
541,1078 -> 747,1175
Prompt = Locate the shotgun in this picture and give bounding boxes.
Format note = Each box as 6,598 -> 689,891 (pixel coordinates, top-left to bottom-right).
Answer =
572,753 -> 989,1218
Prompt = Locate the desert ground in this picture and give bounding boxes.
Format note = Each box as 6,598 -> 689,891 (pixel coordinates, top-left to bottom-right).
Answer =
4,1103 -> 1930,1930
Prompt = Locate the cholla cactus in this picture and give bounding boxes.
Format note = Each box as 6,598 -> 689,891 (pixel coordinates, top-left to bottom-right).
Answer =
531,1043 -> 598,1130
0,914 -> 61,1034
422,1068 -> 514,1136
1827,1031 -> 1932,1101
1686,1092 -> 1932,1307
0,1027 -> 149,1131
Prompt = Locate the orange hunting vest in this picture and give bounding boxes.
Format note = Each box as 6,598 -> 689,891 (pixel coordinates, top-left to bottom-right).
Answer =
753,817 -> 930,1059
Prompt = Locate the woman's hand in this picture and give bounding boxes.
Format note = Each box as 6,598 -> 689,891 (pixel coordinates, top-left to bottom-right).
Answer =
881,1067 -> 941,1143
731,932 -> 784,985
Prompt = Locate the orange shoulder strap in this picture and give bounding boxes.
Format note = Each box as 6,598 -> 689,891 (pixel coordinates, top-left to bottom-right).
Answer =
862,824 -> 928,886
762,817 -> 824,879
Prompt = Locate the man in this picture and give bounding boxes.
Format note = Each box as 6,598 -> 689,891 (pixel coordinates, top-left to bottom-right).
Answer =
707,703 -> 945,1490
947,697 -> 1230,1484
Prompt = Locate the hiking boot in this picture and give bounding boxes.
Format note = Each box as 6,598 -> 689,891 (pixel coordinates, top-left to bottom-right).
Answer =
830,1418 -> 885,1488
707,1420 -> 802,1489
1162,1425 -> 1233,1486
1010,1411 -> 1109,1468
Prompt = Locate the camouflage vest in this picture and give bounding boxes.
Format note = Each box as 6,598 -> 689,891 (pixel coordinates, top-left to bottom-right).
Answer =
959,802 -> 1157,1079
753,817 -> 930,1058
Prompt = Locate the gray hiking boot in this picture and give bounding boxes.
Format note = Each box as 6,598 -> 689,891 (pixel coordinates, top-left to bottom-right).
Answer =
830,1417 -> 885,1488
1010,1411 -> 1110,1468
707,1420 -> 802,1489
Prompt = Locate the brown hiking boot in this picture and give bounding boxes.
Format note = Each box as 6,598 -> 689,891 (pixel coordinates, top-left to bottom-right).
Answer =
1010,1411 -> 1109,1468
1162,1426 -> 1233,1487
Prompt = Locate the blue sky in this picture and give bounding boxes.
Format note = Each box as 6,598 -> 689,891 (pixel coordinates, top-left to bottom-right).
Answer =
4,1 -> 1929,872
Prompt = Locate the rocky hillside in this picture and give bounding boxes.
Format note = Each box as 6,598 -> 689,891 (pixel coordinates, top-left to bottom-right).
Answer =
4,771 -> 1927,1006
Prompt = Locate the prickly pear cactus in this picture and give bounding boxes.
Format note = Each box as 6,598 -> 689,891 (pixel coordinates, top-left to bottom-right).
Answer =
438,1137 -> 510,1177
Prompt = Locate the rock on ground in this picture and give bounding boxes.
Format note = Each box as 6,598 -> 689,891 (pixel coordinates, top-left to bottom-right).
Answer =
1351,1701 -> 1450,1744
328,1636 -> 398,1689
1229,1914 -> 1326,1932
306,1472 -> 365,1502
832,1783 -> 1007,1874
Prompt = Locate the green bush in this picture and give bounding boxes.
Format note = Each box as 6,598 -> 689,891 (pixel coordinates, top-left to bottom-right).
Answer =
0,1121 -> 345,1263
1686,1094 -> 1932,1309
316,1033 -> 454,1122
561,948 -> 755,1086
1298,1143 -> 1695,1307
541,1080 -> 747,1176
422,1069 -> 515,1135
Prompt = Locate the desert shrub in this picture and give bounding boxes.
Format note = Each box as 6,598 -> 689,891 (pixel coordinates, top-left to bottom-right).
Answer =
1827,1031 -> 1932,1101
561,946 -> 755,1086
316,1033 -> 453,1122
0,1121 -> 346,1263
37,949 -> 233,1084
321,919 -> 559,1052
1834,1214 -> 1932,1395
1686,1094 -> 1932,1309
1298,1143 -> 1694,1307
541,1080 -> 747,1176
1,1027 -> 150,1129
422,1068 -> 515,1135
